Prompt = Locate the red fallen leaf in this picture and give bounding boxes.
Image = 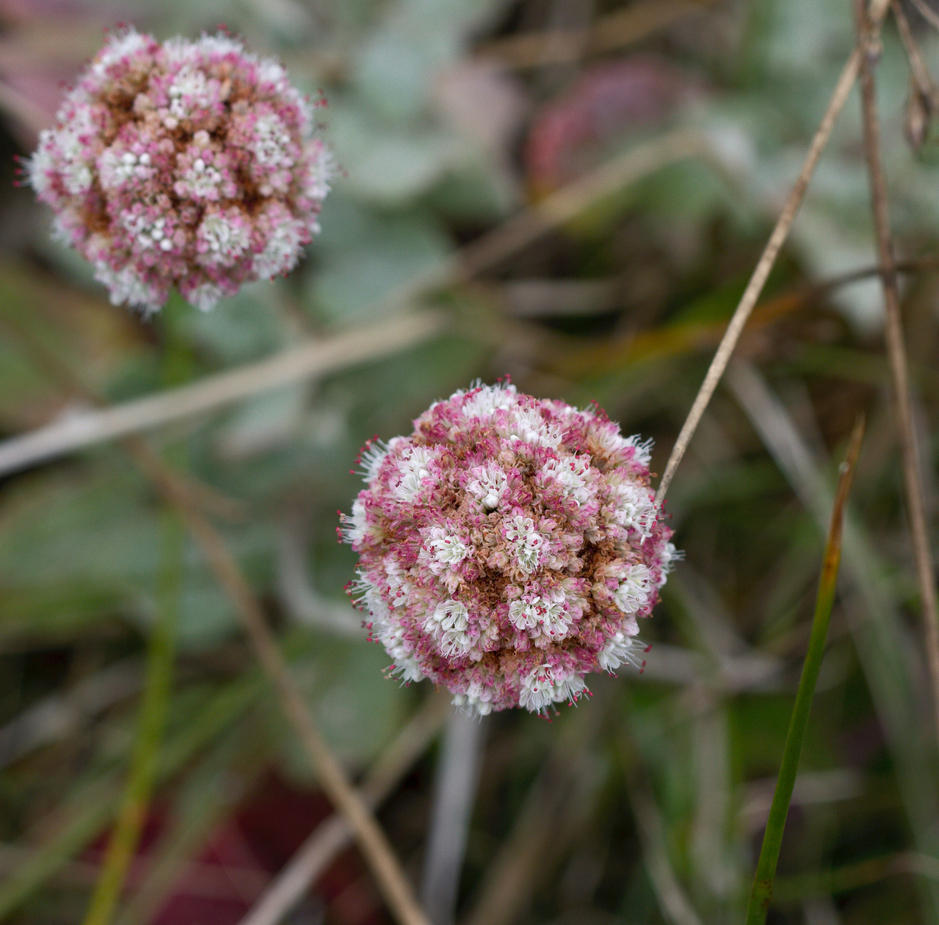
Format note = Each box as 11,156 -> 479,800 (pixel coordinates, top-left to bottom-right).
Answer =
83,772 -> 388,925
525,55 -> 698,194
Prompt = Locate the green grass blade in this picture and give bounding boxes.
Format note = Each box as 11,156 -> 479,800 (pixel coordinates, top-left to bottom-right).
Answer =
82,295 -> 191,925
745,416 -> 865,925
0,676 -> 261,920
80,508 -> 184,925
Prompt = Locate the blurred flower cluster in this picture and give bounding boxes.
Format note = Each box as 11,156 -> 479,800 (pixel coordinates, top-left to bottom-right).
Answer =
27,27 -> 331,313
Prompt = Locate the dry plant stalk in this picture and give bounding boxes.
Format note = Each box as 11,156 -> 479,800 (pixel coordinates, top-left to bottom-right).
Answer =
892,0 -> 938,108
655,0 -> 892,503
176,506 -> 430,925
908,0 -> 939,31
0,127 -> 709,478
1,317 -> 429,925
855,0 -> 939,740
420,712 -> 486,925
241,695 -> 450,925
476,0 -> 716,69
0,311 -> 444,477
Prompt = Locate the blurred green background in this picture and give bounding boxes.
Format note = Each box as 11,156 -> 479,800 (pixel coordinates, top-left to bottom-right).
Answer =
1,0 -> 938,922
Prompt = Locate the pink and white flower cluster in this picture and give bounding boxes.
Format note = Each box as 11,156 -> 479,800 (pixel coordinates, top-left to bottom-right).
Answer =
27,27 -> 331,313
340,381 -> 677,716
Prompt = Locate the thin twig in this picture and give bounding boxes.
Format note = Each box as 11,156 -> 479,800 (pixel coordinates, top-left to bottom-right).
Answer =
908,0 -> 939,32
3,314 -> 430,924
240,695 -> 450,925
476,0 -> 717,70
168,504 -> 430,925
0,311 -> 242,520
0,129 -> 713,478
892,0 -> 939,103
655,0 -> 893,504
855,0 -> 939,741
893,0 -> 939,149
0,311 -> 444,478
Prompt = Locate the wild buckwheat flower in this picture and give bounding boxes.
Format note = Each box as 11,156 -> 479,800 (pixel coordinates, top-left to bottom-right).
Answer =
26,27 -> 331,313
339,380 -> 678,716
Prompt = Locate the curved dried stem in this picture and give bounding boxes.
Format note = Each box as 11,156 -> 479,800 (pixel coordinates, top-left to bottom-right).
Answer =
173,505 -> 430,925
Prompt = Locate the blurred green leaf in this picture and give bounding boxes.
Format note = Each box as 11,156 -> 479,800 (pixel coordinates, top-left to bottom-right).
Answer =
308,210 -> 451,321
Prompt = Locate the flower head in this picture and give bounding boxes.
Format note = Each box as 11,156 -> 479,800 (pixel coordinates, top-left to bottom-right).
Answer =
340,380 -> 677,716
26,27 -> 331,314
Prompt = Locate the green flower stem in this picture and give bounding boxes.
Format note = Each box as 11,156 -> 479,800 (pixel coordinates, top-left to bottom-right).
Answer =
82,296 -> 191,925
745,418 -> 865,925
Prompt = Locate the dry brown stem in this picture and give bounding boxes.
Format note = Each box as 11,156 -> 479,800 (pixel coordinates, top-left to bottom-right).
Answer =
2,313 -> 430,925
855,0 -> 939,741
476,0 -> 717,70
0,127 -> 716,478
908,0 -> 939,32
241,695 -> 450,925
893,0 -> 939,103
179,507 -> 430,925
459,130 -> 711,281
0,312 -> 242,520
655,0 -> 892,504
0,311 -> 444,477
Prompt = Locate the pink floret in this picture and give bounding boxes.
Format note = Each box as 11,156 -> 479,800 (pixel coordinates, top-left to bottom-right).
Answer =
339,380 -> 679,717
27,26 -> 331,314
